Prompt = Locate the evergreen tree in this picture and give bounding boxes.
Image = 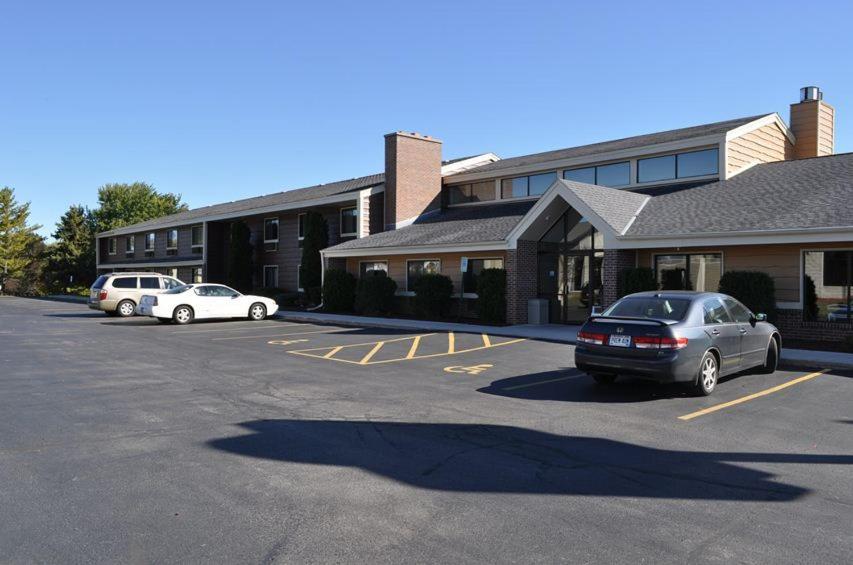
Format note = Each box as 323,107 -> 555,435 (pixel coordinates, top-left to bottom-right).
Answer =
299,211 -> 328,304
47,205 -> 96,289
0,187 -> 42,291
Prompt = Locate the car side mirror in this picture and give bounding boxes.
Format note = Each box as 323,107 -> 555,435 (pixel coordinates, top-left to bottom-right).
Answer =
753,313 -> 767,324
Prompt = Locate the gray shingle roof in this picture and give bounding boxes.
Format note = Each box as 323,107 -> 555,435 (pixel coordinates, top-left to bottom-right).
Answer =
327,200 -> 535,251
99,173 -> 385,236
626,153 -> 853,236
447,114 -> 770,177
559,180 -> 649,235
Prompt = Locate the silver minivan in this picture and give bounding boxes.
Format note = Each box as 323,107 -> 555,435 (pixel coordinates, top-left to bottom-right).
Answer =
89,272 -> 185,317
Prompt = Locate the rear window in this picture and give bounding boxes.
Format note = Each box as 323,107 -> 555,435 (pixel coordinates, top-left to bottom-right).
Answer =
602,297 -> 691,322
92,275 -> 108,290
111,277 -> 138,289
164,285 -> 192,294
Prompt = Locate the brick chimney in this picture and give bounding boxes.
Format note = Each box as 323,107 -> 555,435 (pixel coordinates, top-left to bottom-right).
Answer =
384,131 -> 442,229
790,86 -> 835,159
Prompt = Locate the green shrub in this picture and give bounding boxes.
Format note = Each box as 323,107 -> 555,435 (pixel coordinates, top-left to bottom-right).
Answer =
355,271 -> 397,315
660,268 -> 690,290
718,271 -> 776,318
322,269 -> 356,312
412,273 -> 453,318
300,211 -> 328,304
803,274 -> 819,321
619,267 -> 657,297
475,268 -> 506,323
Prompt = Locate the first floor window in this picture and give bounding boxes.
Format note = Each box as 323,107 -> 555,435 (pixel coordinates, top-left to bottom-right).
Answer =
263,265 -> 279,289
192,267 -> 203,284
145,233 -> 155,252
803,250 -> 852,323
191,225 -> 203,252
340,207 -> 358,236
108,238 -> 117,255
125,236 -> 134,254
360,261 -> 388,278
167,268 -> 178,279
407,260 -> 440,291
655,253 -> 722,292
463,258 -> 504,294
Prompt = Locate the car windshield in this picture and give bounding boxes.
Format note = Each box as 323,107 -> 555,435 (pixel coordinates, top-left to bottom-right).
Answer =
602,297 -> 691,321
164,285 -> 192,295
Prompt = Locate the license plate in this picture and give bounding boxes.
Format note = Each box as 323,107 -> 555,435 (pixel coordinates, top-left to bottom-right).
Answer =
609,335 -> 632,347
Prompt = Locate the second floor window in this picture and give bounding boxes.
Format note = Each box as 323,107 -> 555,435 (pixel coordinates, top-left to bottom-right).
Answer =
125,236 -> 134,253
167,229 -> 178,249
340,207 -> 358,237
298,213 -> 306,240
108,238 -> 117,255
145,233 -> 155,251
191,225 -> 203,252
264,218 -> 279,252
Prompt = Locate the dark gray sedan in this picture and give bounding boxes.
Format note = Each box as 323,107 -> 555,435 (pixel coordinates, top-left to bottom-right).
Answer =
574,291 -> 781,396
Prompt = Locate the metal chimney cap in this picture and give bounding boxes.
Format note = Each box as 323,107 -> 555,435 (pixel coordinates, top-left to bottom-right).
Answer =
800,86 -> 823,102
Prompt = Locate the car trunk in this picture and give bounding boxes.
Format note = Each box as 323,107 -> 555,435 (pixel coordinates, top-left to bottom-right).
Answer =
580,317 -> 676,359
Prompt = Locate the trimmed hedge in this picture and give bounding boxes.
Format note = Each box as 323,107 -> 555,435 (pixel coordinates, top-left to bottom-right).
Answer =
619,267 -> 657,297
355,271 -> 397,315
322,269 -> 356,312
718,271 -> 776,318
475,268 -> 506,323
412,273 -> 453,318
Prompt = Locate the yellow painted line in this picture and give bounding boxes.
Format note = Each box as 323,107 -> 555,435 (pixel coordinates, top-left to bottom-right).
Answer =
289,337 -> 526,365
405,335 -> 423,359
504,375 -> 577,390
323,346 -> 344,359
289,333 -> 436,353
212,328 -> 347,341
482,334 -> 491,347
447,332 -> 455,354
678,369 -> 827,421
359,341 -> 386,364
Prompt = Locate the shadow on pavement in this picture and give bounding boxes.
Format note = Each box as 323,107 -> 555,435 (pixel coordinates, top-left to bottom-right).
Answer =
208,419 -> 853,501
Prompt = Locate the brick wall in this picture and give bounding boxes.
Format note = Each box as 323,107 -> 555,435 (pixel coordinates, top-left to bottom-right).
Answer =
384,132 -> 442,229
776,308 -> 852,344
506,240 -> 538,324
602,249 -> 637,307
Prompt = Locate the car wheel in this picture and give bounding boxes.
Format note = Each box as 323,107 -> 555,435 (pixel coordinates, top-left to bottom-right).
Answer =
693,352 -> 718,396
757,339 -> 779,374
591,373 -> 617,385
173,305 -> 194,325
116,300 -> 136,318
249,303 -> 267,321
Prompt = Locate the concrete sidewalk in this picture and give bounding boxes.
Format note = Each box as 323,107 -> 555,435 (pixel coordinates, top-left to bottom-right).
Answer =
276,310 -> 853,371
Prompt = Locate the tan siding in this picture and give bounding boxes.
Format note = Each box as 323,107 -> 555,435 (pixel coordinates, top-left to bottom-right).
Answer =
727,122 -> 793,175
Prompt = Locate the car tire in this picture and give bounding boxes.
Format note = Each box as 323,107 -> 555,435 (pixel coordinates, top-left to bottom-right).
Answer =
116,300 -> 136,318
591,373 -> 617,385
248,303 -> 267,321
693,351 -> 719,396
757,339 -> 779,374
173,305 -> 194,325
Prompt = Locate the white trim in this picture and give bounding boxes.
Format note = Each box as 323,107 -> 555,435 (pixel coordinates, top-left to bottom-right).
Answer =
323,241 -> 507,258
262,264 -> 279,288
620,196 -> 651,236
297,213 -> 306,241
405,258 -> 441,292
97,260 -> 204,269
339,206 -> 358,237
357,190 -> 369,239
440,153 -> 500,176
724,112 -> 796,145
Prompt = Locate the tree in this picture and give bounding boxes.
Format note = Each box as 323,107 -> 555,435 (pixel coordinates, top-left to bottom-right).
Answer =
226,221 -> 253,293
0,187 -> 42,292
300,211 -> 328,304
91,182 -> 186,232
46,205 -> 96,289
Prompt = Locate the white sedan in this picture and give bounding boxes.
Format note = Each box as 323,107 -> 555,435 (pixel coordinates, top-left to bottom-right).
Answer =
136,283 -> 279,324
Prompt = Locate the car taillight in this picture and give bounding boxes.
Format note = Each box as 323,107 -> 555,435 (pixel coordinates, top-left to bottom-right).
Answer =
633,336 -> 689,350
577,331 -> 606,345
98,290 -> 108,301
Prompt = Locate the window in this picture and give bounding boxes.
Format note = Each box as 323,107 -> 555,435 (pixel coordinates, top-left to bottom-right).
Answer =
723,297 -> 753,323
360,261 -> 389,277
263,265 -> 279,289
108,238 -> 116,255
602,297 -> 691,322
164,277 -> 182,289
125,237 -> 134,254
501,172 -> 557,199
804,250 -> 852,323
111,277 -> 137,289
563,161 -> 630,188
139,276 -> 160,289
145,233 -> 155,252
463,258 -> 504,294
406,259 -> 440,291
340,207 -> 358,237
446,180 -> 496,205
167,267 -> 178,279
638,148 -> 718,183
298,213 -> 306,240
166,229 -> 178,250
703,297 -> 732,325
264,218 -> 279,251
192,267 -> 203,284
191,226 -> 203,252
655,254 -> 722,292
195,285 -> 239,298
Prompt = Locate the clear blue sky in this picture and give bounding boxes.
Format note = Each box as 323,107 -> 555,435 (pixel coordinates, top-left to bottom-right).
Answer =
3,0 -> 851,238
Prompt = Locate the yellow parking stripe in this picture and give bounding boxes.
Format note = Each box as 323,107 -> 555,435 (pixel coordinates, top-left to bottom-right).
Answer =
323,346 -> 343,359
405,335 -> 423,359
447,332 -> 455,354
678,369 -> 827,421
482,334 -> 491,347
359,341 -> 385,364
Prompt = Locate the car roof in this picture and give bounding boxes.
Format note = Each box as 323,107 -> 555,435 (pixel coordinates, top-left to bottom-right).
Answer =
108,272 -> 166,277
623,291 -> 722,300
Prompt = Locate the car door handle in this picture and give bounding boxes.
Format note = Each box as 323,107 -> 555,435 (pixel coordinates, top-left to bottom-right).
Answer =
739,328 -> 748,334
711,329 -> 720,336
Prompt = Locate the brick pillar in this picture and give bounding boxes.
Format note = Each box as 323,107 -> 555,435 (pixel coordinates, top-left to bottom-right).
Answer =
506,240 -> 538,324
602,249 -> 637,307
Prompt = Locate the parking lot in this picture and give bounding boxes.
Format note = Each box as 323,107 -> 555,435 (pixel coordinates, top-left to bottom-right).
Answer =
1,296 -> 851,563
